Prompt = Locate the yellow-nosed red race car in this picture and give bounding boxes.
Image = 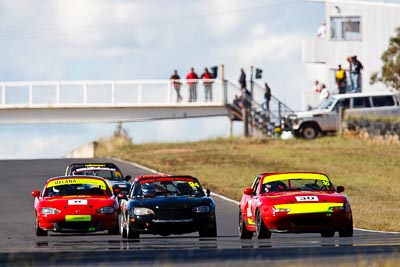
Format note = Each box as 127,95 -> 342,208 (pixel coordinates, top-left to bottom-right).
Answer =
32,175 -> 120,236
239,172 -> 353,239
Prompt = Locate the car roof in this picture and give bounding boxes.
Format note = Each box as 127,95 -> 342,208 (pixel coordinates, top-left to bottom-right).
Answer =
65,162 -> 122,175
331,91 -> 396,99
74,167 -> 116,172
258,171 -> 328,178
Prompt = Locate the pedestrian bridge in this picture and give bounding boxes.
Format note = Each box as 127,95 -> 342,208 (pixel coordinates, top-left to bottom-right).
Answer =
0,79 -> 293,134
0,79 -> 240,124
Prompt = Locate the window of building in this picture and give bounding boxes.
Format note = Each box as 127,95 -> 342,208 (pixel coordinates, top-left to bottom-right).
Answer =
330,16 -> 361,41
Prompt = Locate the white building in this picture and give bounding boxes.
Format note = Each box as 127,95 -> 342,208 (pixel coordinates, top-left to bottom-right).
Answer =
302,0 -> 400,109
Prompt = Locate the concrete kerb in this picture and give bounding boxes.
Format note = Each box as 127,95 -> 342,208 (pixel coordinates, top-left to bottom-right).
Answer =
110,157 -> 399,234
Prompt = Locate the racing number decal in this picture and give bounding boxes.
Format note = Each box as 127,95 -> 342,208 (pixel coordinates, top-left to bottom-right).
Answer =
188,181 -> 200,187
295,196 -> 319,202
246,200 -> 253,217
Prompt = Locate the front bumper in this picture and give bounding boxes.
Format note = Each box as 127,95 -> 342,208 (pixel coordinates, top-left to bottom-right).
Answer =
128,213 -> 216,235
38,213 -> 118,233
264,211 -> 352,233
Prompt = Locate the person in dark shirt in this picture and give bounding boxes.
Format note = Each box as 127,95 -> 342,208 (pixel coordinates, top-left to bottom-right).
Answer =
170,70 -> 182,102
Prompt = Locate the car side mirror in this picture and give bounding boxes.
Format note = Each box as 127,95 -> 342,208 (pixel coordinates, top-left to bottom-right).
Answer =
206,189 -> 211,197
32,190 -> 40,198
125,175 -> 132,181
336,186 -> 345,193
244,188 -> 253,195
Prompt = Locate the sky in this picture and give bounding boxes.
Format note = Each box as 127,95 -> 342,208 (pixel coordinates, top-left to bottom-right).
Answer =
0,0 -> 328,159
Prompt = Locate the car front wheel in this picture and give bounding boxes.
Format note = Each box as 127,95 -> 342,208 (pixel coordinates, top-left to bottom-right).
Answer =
238,212 -> 253,239
126,215 -> 139,239
35,217 -> 47,236
199,217 -> 217,238
300,124 -> 319,139
255,210 -> 271,239
339,219 -> 353,237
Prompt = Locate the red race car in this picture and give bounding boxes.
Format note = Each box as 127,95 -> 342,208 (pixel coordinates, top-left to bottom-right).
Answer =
239,172 -> 353,239
32,176 -> 120,236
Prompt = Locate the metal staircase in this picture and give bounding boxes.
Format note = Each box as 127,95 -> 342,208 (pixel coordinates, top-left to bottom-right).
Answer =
228,82 -> 294,137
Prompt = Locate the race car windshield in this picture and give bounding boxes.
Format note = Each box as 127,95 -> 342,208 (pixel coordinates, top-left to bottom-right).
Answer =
135,179 -> 205,198
262,178 -> 334,193
43,180 -> 111,197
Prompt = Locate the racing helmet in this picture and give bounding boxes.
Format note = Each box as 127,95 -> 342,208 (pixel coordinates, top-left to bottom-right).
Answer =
141,183 -> 156,194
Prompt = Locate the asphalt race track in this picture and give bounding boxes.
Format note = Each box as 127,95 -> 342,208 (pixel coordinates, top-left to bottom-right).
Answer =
0,159 -> 399,266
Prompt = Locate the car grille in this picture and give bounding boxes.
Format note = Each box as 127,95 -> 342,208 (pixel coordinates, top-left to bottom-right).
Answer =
153,209 -> 193,220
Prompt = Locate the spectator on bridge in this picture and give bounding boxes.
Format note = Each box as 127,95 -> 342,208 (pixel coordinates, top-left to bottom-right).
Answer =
170,70 -> 182,102
261,82 -> 271,111
238,68 -> 247,89
201,68 -> 213,101
186,67 -> 199,102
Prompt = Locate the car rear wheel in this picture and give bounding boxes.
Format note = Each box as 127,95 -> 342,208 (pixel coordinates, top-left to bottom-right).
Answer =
238,212 -> 253,239
320,230 -> 335,237
199,216 -> 217,238
126,215 -> 139,239
339,219 -> 353,237
35,217 -> 47,236
300,124 -> 319,140
255,210 -> 271,239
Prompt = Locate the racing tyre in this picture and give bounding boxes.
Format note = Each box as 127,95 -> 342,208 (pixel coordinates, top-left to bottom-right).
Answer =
108,216 -> 120,235
339,219 -> 353,237
238,212 -> 253,239
255,210 -> 271,239
300,124 -> 319,140
199,217 -> 217,238
35,217 -> 47,236
320,230 -> 335,237
126,216 -> 139,239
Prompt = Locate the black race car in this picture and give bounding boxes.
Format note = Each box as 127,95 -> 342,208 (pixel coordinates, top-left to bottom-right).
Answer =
119,174 -> 217,238
65,163 -> 132,194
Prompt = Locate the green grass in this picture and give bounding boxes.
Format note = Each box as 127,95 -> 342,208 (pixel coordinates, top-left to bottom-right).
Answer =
95,135 -> 400,232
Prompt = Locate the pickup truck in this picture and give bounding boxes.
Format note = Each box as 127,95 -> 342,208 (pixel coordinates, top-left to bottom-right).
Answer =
282,91 -> 400,139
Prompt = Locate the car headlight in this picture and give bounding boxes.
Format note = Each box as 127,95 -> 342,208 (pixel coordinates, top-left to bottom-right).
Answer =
329,206 -> 345,212
273,208 -> 291,213
41,207 -> 61,215
192,205 -> 210,213
97,207 -> 115,214
133,207 -> 154,216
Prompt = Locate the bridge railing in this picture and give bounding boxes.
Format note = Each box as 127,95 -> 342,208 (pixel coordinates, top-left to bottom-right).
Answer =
0,80 -> 239,108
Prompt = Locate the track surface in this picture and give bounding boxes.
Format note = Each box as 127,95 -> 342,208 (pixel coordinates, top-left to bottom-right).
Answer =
0,159 -> 399,266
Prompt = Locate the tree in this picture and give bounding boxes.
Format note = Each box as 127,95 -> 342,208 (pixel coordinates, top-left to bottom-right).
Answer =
370,27 -> 400,92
